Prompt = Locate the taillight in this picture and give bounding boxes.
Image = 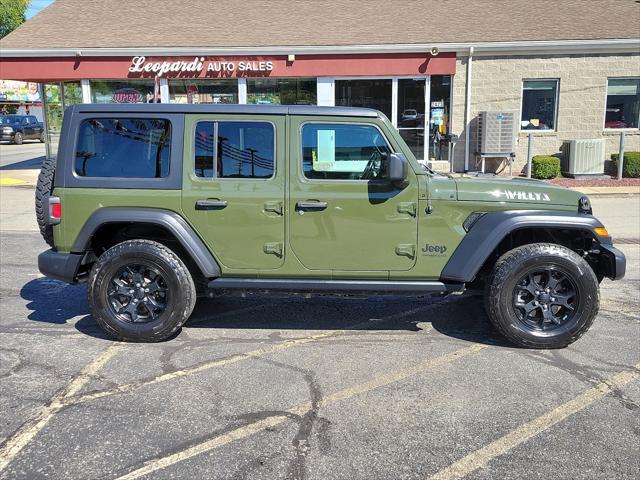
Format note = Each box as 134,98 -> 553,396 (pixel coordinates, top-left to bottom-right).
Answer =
48,196 -> 61,224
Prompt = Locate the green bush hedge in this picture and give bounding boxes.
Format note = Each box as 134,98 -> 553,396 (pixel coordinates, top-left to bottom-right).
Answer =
531,155 -> 561,179
611,151 -> 640,178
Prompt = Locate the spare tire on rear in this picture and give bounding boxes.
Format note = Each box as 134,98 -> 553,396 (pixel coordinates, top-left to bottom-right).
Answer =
35,157 -> 55,247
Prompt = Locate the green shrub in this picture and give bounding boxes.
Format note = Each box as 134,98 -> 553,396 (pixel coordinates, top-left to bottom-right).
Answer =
531,155 -> 561,179
611,151 -> 640,178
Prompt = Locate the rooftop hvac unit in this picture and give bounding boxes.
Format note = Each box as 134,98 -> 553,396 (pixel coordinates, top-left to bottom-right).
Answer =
476,111 -> 516,156
560,139 -> 605,177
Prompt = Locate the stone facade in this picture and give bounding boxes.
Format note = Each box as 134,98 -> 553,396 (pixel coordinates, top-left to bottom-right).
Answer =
451,53 -> 640,173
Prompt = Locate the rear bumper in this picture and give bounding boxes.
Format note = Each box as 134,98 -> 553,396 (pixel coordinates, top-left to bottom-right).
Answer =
599,243 -> 626,280
38,249 -> 84,283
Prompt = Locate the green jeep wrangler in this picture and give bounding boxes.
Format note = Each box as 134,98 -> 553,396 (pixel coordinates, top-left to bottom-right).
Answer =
36,104 -> 625,348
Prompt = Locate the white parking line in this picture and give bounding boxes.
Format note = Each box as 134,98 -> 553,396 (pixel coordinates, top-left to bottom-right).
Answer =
113,343 -> 487,480
0,343 -> 123,472
67,306 -> 433,406
428,363 -> 640,480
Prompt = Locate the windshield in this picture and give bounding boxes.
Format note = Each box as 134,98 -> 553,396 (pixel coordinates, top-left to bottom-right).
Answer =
0,116 -> 21,124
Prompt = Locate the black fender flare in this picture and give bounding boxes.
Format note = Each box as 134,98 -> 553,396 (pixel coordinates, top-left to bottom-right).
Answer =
72,207 -> 221,278
440,210 -> 611,283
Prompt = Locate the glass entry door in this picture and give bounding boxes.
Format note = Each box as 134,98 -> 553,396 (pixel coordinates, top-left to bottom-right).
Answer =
397,79 -> 426,160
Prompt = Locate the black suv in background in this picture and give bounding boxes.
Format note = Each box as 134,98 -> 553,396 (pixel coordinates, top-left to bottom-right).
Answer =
0,115 -> 45,144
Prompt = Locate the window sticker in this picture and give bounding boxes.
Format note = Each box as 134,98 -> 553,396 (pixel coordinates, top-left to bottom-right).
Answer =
314,129 -> 335,171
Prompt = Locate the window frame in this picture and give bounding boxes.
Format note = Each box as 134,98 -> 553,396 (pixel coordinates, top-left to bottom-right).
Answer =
191,119 -> 277,181
298,120 -> 395,183
519,78 -> 560,132
603,77 -> 640,131
60,113 -> 184,190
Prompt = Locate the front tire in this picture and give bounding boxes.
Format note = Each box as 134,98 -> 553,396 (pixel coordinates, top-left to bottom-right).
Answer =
88,240 -> 196,342
485,243 -> 599,349
13,132 -> 23,145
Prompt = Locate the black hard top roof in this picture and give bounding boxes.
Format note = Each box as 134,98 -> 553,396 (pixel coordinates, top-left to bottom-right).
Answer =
67,104 -> 380,118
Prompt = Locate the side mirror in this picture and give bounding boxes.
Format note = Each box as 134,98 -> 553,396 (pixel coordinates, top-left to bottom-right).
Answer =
388,152 -> 408,188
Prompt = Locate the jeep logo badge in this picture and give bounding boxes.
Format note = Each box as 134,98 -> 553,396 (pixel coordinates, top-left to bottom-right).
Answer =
422,244 -> 447,255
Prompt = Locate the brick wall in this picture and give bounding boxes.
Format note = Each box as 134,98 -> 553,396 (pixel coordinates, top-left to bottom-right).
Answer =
450,53 -> 640,173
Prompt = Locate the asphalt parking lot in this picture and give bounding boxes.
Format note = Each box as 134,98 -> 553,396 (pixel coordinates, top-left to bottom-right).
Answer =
0,146 -> 638,479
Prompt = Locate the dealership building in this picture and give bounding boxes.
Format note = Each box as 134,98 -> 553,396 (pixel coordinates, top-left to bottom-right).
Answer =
1,0 -> 639,173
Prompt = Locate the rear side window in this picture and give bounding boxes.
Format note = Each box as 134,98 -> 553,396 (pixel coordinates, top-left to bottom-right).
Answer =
194,121 -> 274,179
75,118 -> 171,178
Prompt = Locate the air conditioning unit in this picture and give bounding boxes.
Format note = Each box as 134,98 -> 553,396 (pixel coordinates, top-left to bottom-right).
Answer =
560,139 -> 605,177
476,111 -> 516,156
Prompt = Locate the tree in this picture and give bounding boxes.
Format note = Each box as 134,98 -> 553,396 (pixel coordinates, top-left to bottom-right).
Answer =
0,0 -> 30,39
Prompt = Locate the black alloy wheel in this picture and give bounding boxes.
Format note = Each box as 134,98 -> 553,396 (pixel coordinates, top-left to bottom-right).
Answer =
107,263 -> 169,323
512,267 -> 579,332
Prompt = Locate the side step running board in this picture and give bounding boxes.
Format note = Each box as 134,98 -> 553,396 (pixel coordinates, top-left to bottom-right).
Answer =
207,278 -> 464,293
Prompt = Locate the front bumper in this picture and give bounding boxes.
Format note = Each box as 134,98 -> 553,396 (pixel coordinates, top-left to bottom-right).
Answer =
0,133 -> 15,141
599,243 -> 626,280
38,249 -> 84,283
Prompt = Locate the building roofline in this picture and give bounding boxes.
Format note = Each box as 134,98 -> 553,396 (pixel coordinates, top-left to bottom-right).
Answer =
1,39 -> 639,58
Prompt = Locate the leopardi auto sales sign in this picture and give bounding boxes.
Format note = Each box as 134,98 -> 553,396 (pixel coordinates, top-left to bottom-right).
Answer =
128,56 -> 274,77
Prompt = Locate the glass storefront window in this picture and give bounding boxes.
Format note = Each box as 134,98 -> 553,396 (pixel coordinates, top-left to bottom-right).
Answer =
169,79 -> 238,104
398,79 -> 426,160
605,78 -> 640,129
429,75 -> 451,161
247,78 -> 316,105
43,83 -> 64,158
63,81 -> 83,106
43,81 -> 85,159
335,79 -> 392,120
90,80 -> 158,104
521,79 -> 558,131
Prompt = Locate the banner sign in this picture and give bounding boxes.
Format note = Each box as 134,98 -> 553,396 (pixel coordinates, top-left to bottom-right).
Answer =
0,80 -> 42,102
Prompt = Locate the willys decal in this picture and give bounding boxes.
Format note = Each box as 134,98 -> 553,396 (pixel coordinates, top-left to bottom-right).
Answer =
491,190 -> 551,202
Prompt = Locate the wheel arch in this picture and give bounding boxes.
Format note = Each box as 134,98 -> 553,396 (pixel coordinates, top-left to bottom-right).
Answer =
440,210 -> 616,283
72,207 -> 221,279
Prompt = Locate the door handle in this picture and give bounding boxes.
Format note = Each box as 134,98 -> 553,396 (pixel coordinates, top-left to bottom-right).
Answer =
296,201 -> 328,212
195,199 -> 228,210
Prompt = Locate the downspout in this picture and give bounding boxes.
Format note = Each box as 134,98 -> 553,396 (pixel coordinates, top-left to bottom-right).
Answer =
464,46 -> 474,172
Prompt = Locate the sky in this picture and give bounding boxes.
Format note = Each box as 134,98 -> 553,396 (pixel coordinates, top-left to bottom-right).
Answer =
26,0 -> 56,19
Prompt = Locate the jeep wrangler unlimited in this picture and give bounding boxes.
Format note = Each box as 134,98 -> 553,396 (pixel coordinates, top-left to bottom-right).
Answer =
36,104 -> 625,347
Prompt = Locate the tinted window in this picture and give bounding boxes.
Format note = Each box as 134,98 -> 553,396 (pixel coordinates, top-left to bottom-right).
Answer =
194,121 -> 274,179
521,80 -> 558,130
301,123 -> 391,180
75,118 -> 171,178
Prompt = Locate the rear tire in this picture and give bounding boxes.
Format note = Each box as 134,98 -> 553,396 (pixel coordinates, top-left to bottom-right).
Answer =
88,240 -> 197,342
485,243 -> 599,349
35,157 -> 56,247
40,131 -> 45,143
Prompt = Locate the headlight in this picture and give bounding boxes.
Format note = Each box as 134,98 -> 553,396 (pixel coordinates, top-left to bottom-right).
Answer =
2,126 -> 13,132
578,196 -> 592,214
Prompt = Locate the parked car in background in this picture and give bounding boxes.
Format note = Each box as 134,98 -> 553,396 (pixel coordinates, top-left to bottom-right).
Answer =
0,115 -> 45,144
